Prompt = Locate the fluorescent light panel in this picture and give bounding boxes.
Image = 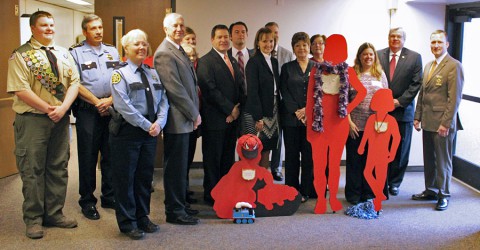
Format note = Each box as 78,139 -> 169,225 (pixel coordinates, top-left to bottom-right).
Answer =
66,0 -> 92,5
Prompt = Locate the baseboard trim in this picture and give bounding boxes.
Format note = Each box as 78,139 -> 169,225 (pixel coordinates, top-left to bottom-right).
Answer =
453,156 -> 480,191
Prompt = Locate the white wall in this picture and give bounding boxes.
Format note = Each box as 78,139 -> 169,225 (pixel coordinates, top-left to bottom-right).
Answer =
178,0 -> 447,165
19,0 -> 87,48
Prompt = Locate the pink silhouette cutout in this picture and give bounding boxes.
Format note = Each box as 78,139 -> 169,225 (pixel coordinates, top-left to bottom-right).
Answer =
306,34 -> 367,214
358,88 -> 400,211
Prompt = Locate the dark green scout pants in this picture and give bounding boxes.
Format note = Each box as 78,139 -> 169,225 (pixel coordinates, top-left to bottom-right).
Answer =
14,113 -> 70,226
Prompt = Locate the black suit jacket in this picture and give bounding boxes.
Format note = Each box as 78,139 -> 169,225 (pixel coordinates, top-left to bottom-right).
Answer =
245,52 -> 280,121
279,60 -> 313,127
197,48 -> 245,130
378,47 -> 423,122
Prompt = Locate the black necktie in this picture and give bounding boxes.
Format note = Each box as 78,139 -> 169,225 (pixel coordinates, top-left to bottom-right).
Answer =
41,46 -> 59,77
137,67 -> 156,122
179,45 -> 188,59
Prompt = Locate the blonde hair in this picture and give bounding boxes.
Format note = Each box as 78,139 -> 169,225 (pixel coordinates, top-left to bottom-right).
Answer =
121,29 -> 151,56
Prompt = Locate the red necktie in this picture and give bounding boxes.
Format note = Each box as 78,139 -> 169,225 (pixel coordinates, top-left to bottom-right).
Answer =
237,51 -> 245,78
389,53 -> 396,81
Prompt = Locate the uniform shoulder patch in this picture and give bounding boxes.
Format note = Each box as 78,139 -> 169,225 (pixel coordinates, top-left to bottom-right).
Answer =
111,72 -> 122,84
69,42 -> 84,50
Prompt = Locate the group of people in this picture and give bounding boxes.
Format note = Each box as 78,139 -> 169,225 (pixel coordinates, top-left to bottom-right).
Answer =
7,10 -> 463,241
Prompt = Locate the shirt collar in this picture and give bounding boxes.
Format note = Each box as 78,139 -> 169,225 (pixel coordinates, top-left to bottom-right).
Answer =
166,37 -> 180,49
390,48 -> 402,57
29,37 -> 56,50
213,47 -> 227,59
262,51 -> 271,60
435,52 -> 448,64
232,47 -> 248,56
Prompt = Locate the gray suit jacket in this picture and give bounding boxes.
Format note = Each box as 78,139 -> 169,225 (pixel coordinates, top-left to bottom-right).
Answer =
154,39 -> 199,134
275,45 -> 294,73
378,47 -> 423,122
414,54 -> 464,132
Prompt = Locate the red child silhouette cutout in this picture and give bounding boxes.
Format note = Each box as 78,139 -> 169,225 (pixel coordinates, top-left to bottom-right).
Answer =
211,135 -> 301,219
358,88 -> 400,212
306,34 -> 367,214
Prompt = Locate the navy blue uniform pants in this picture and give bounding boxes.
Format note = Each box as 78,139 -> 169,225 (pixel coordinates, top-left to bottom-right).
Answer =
110,123 -> 156,232
76,103 -> 114,208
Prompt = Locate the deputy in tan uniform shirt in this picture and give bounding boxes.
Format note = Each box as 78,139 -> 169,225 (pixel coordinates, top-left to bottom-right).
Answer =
6,10 -> 79,240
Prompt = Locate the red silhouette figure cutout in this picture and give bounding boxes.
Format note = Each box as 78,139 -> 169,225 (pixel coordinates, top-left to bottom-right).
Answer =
211,135 -> 301,219
306,34 -> 367,214
358,88 -> 400,212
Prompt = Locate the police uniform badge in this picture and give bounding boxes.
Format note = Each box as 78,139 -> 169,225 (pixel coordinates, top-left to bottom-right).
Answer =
111,72 -> 121,84
107,54 -> 113,61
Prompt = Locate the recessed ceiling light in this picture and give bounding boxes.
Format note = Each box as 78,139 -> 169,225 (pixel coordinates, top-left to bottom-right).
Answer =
66,0 -> 92,5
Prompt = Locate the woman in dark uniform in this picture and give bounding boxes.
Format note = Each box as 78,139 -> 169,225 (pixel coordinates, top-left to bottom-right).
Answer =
110,29 -> 169,240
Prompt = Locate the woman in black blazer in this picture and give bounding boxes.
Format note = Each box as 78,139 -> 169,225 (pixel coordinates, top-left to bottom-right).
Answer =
245,27 -> 280,169
279,32 -> 314,202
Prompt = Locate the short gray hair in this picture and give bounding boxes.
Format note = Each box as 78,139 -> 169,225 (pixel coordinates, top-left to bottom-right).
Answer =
121,29 -> 148,48
82,14 -> 101,31
163,13 -> 183,28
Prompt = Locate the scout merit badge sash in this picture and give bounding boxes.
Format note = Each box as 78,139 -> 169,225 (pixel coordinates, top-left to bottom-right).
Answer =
18,42 -> 68,101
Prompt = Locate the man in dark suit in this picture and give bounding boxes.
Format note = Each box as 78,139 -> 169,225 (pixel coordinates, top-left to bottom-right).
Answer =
378,27 -> 422,196
228,21 -> 255,137
265,22 -> 295,181
154,13 -> 201,225
197,24 -> 245,205
413,30 -> 464,211
228,21 -> 254,81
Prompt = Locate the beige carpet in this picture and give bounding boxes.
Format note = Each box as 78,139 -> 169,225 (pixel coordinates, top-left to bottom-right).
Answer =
0,125 -> 479,249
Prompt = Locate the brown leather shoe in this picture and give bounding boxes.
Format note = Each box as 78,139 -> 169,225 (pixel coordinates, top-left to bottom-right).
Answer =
43,216 -> 78,228
26,224 -> 44,239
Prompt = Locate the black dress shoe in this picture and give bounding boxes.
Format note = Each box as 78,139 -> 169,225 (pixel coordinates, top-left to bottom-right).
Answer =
389,186 -> 399,196
166,215 -> 199,225
412,192 -> 438,201
122,228 -> 145,240
435,198 -> 448,211
301,195 -> 309,203
82,205 -> 100,220
138,221 -> 160,233
272,171 -> 284,181
185,207 -> 199,216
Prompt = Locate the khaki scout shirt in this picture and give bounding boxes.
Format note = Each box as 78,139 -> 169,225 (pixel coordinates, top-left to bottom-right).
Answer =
7,37 -> 80,114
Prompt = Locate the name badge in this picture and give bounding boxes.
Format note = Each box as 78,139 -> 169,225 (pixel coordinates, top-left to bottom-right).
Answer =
242,169 -> 256,181
375,121 -> 388,133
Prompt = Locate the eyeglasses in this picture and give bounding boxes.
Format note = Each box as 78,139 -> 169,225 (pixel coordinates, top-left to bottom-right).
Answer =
312,42 -> 325,46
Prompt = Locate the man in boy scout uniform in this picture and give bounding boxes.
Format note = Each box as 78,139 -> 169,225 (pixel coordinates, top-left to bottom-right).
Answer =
7,11 -> 79,239
70,14 -> 120,220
